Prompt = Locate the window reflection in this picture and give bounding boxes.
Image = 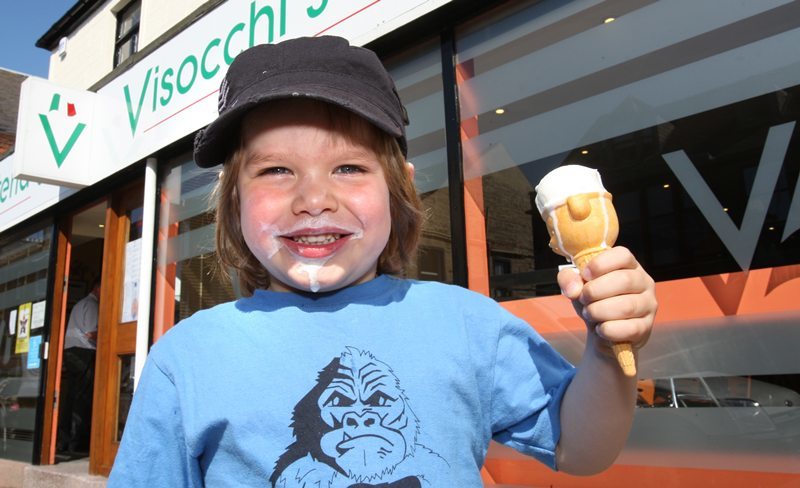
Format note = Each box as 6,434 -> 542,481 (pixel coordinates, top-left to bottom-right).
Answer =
116,354 -> 134,441
454,0 -> 800,476
154,157 -> 236,336
455,0 -> 800,299
0,224 -> 51,462
386,40 -> 454,283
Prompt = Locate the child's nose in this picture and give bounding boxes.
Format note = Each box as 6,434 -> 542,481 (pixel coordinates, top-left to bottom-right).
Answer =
292,175 -> 338,216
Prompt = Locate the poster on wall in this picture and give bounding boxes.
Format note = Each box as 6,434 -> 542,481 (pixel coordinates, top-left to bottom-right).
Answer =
15,302 -> 32,354
8,309 -> 16,335
27,335 -> 42,369
122,239 -> 141,323
31,300 -> 46,329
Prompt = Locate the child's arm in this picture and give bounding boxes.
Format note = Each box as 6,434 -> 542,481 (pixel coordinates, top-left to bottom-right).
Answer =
554,246 -> 657,475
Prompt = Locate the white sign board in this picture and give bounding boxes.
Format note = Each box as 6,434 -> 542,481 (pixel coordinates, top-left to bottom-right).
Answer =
0,154 -> 75,232
14,0 -> 452,189
13,77 -> 125,187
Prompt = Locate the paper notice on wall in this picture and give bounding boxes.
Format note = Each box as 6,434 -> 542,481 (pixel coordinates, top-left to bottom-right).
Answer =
27,335 -> 42,369
31,300 -> 46,329
15,302 -> 32,354
122,239 -> 141,323
8,310 -> 16,335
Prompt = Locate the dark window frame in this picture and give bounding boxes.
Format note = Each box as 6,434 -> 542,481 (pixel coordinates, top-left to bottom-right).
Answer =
114,1 -> 141,67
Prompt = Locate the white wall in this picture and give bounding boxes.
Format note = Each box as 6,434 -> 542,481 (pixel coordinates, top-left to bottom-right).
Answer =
139,0 -> 207,48
46,0 -> 207,89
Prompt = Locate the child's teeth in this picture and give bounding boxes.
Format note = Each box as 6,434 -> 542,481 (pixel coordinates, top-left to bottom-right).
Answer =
293,234 -> 339,244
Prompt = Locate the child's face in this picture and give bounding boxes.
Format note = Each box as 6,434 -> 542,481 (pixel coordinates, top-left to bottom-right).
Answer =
237,102 -> 392,293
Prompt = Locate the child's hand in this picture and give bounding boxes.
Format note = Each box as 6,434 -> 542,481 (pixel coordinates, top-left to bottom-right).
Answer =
557,246 -> 656,350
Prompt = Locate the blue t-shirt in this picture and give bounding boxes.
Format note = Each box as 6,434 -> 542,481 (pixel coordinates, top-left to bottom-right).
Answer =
109,275 -> 575,487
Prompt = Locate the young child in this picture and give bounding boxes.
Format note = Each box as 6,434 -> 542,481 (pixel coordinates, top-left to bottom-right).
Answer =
109,36 -> 657,487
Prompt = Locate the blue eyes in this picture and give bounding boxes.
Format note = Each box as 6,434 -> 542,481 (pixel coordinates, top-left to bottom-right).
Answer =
335,165 -> 366,174
257,165 -> 366,176
259,167 -> 291,176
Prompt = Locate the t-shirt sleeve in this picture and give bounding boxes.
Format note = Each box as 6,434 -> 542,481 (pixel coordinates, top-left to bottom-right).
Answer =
489,314 -> 576,470
107,354 -> 202,487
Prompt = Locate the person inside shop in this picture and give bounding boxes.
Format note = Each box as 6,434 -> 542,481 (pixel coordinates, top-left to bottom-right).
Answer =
109,36 -> 657,486
58,278 -> 100,455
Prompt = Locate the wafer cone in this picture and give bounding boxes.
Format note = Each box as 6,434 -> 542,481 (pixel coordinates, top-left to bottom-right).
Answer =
535,165 -> 636,377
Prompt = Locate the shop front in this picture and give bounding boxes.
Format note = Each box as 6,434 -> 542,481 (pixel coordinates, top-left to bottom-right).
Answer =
1,0 -> 798,484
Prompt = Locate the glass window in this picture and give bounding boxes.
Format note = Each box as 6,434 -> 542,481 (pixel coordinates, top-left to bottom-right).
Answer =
115,1 -> 140,67
116,354 -> 134,441
457,0 -> 800,480
0,222 -> 53,462
385,39 -> 454,283
154,154 -> 236,337
456,0 -> 800,298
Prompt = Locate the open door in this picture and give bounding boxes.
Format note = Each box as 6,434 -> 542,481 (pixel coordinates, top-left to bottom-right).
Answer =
41,201 -> 107,464
91,182 -> 144,475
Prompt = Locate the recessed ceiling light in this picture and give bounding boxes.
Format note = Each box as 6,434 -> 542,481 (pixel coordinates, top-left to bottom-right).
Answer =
769,226 -> 775,231
663,184 -> 670,189
98,224 -> 104,228
723,208 -> 729,212
495,108 -> 505,115
580,149 -> 589,155
604,17 -> 616,24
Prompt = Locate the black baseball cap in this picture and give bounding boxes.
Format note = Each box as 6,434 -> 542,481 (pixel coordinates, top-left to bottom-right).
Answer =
193,36 -> 409,168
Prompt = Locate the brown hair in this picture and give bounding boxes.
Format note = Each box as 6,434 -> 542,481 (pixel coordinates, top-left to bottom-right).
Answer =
212,100 -> 422,295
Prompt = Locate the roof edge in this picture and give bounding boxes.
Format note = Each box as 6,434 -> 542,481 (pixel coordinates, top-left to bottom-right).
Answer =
36,0 -> 106,51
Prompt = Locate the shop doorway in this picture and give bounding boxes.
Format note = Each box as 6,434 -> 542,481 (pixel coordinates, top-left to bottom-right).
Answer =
40,181 -> 144,475
40,200 -> 107,465
57,202 -> 106,462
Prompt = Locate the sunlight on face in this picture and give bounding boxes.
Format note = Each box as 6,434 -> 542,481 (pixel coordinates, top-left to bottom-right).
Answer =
237,100 -> 392,293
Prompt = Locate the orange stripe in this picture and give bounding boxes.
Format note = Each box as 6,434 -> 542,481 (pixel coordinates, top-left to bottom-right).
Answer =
483,458 -> 800,487
500,264 -> 800,335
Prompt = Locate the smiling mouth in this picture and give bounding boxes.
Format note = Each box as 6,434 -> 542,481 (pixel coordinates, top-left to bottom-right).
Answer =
291,233 -> 343,245
280,231 -> 353,258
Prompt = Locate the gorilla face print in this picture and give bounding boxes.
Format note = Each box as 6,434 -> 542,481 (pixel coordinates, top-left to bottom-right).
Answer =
318,348 -> 416,479
271,347 -> 448,488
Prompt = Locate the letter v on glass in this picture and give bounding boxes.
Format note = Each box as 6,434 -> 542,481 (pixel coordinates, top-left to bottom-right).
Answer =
662,121 -> 795,271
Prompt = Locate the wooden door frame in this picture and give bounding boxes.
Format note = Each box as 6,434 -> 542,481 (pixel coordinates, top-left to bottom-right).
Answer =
90,181 -> 143,475
40,219 -> 72,464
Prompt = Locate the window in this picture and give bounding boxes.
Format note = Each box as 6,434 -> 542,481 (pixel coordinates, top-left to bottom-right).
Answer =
385,40 -> 454,283
0,223 -> 53,462
456,0 -> 800,479
455,0 -> 800,298
154,153 -> 236,338
114,1 -> 141,67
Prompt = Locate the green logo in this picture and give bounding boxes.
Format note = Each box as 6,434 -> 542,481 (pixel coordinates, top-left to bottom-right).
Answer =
39,93 -> 86,168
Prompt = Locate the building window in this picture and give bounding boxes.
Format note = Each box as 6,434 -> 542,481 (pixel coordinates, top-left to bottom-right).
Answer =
114,1 -> 140,67
417,246 -> 446,281
455,0 -> 800,480
385,40 -> 454,284
154,152 -> 236,339
0,222 -> 53,462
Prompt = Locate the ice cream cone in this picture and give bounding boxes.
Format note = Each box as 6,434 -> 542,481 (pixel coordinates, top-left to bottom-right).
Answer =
612,343 -> 636,377
535,165 -> 636,377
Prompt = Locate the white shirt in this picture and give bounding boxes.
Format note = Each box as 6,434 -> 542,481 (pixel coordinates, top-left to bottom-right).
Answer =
65,293 -> 98,350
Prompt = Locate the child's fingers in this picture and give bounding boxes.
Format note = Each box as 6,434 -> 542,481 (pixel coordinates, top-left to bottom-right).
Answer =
594,316 -> 653,348
579,267 -> 654,305
557,266 -> 583,300
580,246 -> 638,282
581,294 -> 653,325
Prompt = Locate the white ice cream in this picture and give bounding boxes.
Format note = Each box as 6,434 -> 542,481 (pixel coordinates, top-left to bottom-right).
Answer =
534,165 -> 607,215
